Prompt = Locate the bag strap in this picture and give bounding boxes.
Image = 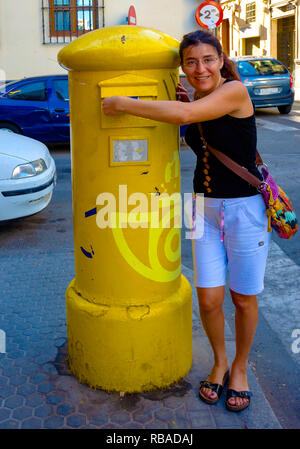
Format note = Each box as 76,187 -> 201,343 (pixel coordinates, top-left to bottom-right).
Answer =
197,123 -> 263,190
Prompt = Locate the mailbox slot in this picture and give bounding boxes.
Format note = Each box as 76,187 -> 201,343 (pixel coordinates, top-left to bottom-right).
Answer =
99,74 -> 159,129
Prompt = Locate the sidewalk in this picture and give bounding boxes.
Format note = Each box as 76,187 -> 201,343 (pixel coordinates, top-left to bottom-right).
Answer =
0,245 -> 283,429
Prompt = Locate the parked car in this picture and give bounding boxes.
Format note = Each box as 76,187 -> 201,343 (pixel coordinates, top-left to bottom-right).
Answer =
232,56 -> 294,114
0,80 -> 15,88
0,130 -> 56,221
0,75 -> 69,143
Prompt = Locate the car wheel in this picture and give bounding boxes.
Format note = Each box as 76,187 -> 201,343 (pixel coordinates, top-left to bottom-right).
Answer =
0,123 -> 22,133
278,105 -> 292,114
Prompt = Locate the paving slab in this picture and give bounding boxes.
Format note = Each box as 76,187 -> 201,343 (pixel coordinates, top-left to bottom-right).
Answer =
0,249 -> 282,429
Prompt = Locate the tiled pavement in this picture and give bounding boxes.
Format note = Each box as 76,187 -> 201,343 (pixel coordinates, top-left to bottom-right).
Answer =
0,248 -> 282,429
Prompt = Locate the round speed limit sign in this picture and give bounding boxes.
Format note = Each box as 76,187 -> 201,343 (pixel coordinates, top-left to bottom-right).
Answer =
195,1 -> 223,30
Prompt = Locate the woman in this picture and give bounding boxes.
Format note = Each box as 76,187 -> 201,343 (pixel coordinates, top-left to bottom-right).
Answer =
103,30 -> 270,412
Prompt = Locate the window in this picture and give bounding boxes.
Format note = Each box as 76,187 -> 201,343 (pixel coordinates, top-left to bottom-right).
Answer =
237,60 -> 288,77
7,82 -> 47,101
42,0 -> 104,43
279,4 -> 295,12
246,2 -> 256,23
50,0 -> 97,36
53,79 -> 69,101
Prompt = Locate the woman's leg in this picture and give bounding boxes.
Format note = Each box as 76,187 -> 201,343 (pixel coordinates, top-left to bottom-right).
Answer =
197,286 -> 230,400
228,289 -> 258,407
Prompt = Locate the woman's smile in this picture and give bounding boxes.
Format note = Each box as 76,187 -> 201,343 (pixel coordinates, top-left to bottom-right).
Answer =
194,75 -> 210,81
181,43 -> 224,96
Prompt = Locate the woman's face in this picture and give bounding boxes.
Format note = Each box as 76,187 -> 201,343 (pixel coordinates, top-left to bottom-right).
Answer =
181,43 -> 224,96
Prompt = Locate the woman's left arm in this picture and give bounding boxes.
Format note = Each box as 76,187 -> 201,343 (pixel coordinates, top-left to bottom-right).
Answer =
102,81 -> 250,125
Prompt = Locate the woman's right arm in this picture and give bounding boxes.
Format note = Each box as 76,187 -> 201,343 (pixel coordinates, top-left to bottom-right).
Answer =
103,81 -> 251,125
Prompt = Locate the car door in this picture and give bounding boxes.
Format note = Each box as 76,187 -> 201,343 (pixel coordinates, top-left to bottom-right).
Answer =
0,79 -> 54,141
48,77 -> 70,142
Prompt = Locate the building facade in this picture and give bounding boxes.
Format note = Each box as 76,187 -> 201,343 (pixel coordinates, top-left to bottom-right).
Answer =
0,1 -> 299,95
0,0 -> 197,81
220,0 -> 300,94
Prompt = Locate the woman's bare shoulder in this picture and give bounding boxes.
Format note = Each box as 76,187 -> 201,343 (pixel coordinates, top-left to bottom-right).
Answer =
221,80 -> 253,117
222,79 -> 249,96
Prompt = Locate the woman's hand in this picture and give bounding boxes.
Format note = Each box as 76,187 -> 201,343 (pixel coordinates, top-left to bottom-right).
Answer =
176,83 -> 190,102
102,96 -> 124,116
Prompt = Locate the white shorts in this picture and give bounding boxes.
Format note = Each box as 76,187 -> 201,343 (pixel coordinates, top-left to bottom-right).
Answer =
192,194 -> 271,295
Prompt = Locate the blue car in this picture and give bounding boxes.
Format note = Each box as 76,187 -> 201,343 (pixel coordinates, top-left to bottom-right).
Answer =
232,57 -> 294,114
0,75 -> 70,143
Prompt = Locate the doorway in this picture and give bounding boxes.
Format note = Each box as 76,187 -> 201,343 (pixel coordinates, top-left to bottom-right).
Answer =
221,19 -> 230,56
277,15 -> 295,74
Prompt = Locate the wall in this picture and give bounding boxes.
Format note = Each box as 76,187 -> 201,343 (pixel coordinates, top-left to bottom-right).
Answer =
0,0 -> 66,79
2,0 -> 299,98
0,0 -> 202,80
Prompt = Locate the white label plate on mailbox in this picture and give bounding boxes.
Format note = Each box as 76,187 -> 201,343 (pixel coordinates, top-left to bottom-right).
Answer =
110,137 -> 150,166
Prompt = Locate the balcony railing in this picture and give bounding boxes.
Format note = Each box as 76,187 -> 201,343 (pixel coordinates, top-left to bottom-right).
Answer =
41,0 -> 105,44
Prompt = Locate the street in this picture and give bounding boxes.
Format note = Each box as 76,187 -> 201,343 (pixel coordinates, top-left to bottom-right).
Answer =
0,104 -> 299,429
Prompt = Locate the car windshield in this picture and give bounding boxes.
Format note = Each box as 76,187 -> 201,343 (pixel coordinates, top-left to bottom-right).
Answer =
237,59 -> 288,76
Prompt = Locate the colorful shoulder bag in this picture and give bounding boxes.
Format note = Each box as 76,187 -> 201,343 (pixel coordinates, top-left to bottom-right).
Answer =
197,123 -> 298,239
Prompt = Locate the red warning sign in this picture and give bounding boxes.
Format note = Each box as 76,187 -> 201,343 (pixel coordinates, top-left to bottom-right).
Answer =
128,5 -> 137,25
195,1 -> 223,29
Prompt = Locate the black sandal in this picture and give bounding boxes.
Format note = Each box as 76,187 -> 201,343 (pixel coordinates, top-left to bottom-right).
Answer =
199,370 -> 230,405
225,389 -> 252,412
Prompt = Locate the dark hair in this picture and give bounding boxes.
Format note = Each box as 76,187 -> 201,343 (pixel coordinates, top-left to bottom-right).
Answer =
179,30 -> 240,81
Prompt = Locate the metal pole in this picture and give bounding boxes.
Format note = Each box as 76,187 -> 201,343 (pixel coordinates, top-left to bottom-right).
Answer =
42,0 -> 46,44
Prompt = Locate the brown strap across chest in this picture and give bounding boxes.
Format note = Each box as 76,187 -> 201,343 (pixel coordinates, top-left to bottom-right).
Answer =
197,123 -> 263,190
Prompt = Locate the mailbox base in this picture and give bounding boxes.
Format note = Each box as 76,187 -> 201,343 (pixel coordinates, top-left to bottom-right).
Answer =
65,275 -> 192,392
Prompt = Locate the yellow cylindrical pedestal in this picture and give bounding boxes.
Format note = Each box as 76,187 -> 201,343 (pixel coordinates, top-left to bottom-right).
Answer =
58,25 -> 192,392
66,276 -> 191,392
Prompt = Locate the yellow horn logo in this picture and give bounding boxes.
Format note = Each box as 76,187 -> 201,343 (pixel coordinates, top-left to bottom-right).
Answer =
112,209 -> 181,283
111,151 -> 181,282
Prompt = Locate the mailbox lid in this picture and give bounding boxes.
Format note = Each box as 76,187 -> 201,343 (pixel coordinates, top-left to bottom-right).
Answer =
58,25 -> 180,72
99,73 -> 158,98
99,73 -> 159,129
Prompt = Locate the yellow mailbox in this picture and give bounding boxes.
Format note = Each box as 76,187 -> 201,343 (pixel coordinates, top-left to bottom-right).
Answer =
58,25 -> 192,392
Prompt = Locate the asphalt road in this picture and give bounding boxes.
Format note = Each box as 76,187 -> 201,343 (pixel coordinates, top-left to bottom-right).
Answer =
0,103 -> 300,428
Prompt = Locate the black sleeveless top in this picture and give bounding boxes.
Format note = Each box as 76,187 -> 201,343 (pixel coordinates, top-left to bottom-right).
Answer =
184,81 -> 263,198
